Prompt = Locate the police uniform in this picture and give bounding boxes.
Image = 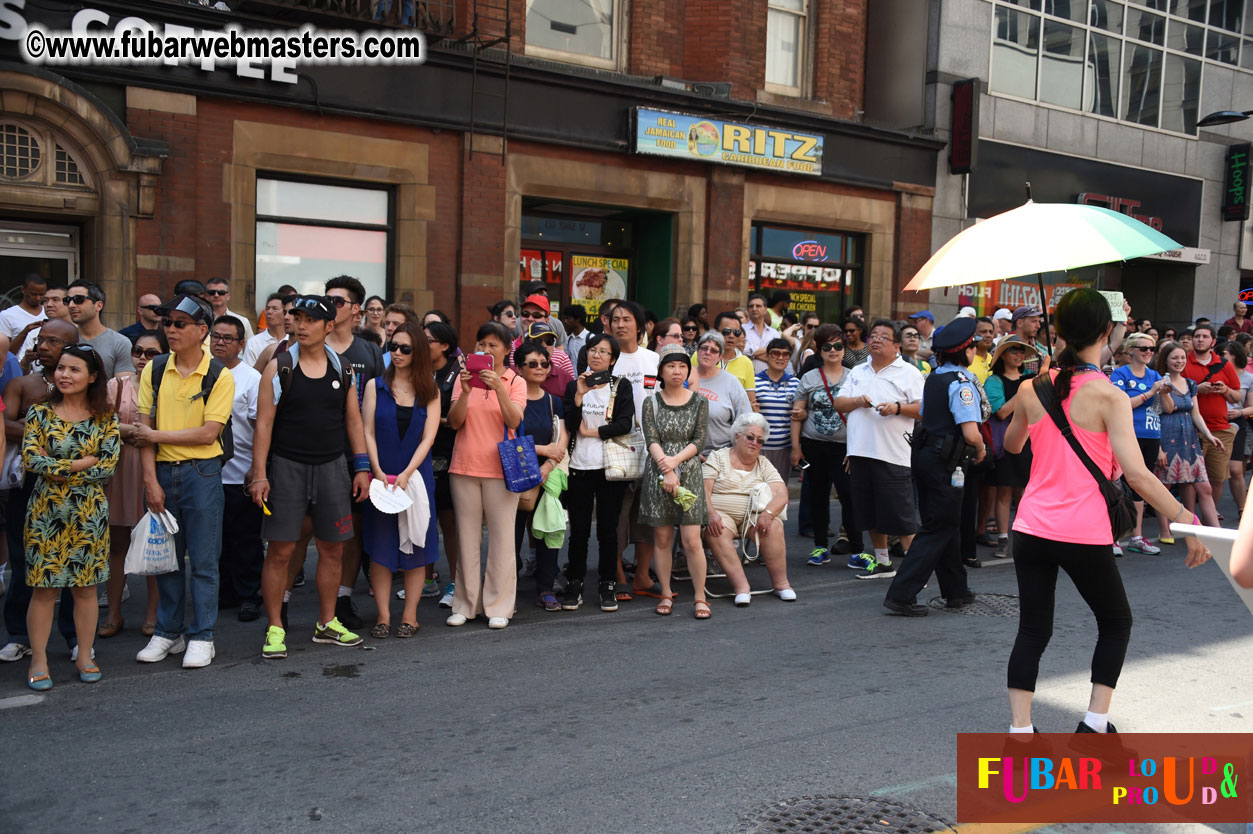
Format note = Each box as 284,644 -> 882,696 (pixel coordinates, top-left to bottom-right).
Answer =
885,317 -> 984,615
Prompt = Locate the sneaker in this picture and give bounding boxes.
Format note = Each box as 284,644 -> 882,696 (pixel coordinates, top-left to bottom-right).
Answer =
1112,543 -> 1124,558
293,570 -> 306,588
446,613 -> 468,626
488,617 -> 509,629
313,617 -> 363,647
69,645 -> 95,662
99,584 -> 130,607
421,579 -> 441,599
396,588 -> 406,600
521,556 -> 536,577
773,587 -> 798,601
538,592 -> 561,612
561,586 -> 583,611
806,547 -> 831,567
238,600 -> 261,622
1126,536 -> 1160,555
836,530 -> 850,549
1158,536 -> 1176,545
262,626 -> 287,659
599,582 -> 619,612
182,640 -> 215,668
846,552 -> 874,571
438,582 -> 456,608
994,538 -> 1010,559
334,595 -> 364,630
0,641 -> 31,662
137,635 -> 186,663
855,561 -> 896,580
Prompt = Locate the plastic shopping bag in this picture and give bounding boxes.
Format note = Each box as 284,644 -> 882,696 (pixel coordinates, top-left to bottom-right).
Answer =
123,509 -> 180,575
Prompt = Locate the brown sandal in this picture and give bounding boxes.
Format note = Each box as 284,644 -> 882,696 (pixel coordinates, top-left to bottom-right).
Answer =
97,618 -> 123,639
654,594 -> 676,616
395,622 -> 419,638
141,621 -> 156,637
693,599 -> 712,620
370,623 -> 391,638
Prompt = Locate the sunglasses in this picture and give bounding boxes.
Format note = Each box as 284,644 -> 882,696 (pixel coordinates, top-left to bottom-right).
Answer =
66,294 -> 97,305
843,329 -> 859,335
384,342 -> 414,355
522,360 -> 552,370
767,350 -> 792,359
697,345 -> 722,354
720,328 -> 744,338
210,333 -> 239,343
61,344 -> 98,359
205,289 -> 229,297
534,335 -> 557,347
131,347 -> 163,359
327,296 -> 350,308
820,341 -> 845,352
742,434 -> 765,445
162,318 -> 202,330
1132,345 -> 1155,352
682,325 -> 698,332
140,304 -> 162,313
521,311 -> 548,320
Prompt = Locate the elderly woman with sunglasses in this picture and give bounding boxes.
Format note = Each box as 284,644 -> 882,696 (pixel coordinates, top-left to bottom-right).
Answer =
1110,333 -> 1170,553
690,331 -> 752,457
703,412 -> 796,607
704,311 -> 758,403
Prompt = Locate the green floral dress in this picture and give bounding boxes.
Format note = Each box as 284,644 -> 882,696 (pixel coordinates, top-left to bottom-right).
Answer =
23,403 -> 120,588
639,391 -> 708,527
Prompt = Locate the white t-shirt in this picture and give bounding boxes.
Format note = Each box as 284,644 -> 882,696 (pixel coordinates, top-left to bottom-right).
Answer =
743,321 -> 780,373
569,383 -> 611,471
0,305 -> 46,341
839,355 -> 924,467
242,329 -> 279,368
220,362 -> 261,485
613,346 -> 659,423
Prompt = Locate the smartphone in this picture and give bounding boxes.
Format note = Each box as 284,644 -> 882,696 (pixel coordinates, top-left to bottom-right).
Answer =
467,352 -> 493,389
794,460 -> 810,471
586,369 -> 613,387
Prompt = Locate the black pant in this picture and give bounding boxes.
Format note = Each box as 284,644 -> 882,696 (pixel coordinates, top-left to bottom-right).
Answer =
220,484 -> 264,605
565,468 -> 626,589
514,508 -> 558,596
3,477 -> 75,646
887,446 -> 968,605
800,437 -> 861,551
1007,531 -> 1133,692
959,464 -> 986,561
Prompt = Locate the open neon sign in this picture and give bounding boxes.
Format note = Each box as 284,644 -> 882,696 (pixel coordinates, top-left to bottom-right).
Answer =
791,240 -> 829,262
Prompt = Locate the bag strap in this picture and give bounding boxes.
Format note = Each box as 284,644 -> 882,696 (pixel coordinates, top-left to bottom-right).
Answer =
1202,356 -> 1229,383
113,376 -> 123,415
818,367 -> 838,412
1031,375 -> 1114,489
148,355 -> 169,418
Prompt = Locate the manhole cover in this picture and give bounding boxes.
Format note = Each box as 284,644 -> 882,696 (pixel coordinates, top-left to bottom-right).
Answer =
741,796 -> 957,834
927,592 -> 1019,616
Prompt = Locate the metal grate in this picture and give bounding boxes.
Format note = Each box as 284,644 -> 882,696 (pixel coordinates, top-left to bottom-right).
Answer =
54,145 -> 84,185
0,124 -> 40,179
741,796 -> 958,834
928,593 -> 1019,616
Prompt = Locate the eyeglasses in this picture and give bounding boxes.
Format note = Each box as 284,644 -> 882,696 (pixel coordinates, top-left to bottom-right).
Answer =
327,296 -> 350,308
520,311 -> 548,320
697,345 -> 722,354
820,341 -> 845,352
682,325 -> 698,332
588,347 -> 614,357
205,289 -> 229,297
720,328 -> 744,338
741,434 -> 765,445
210,333 -> 239,343
902,332 -> 919,339
162,318 -> 201,330
36,335 -> 66,346
767,350 -> 792,359
384,342 -> 414,355
131,347 -> 162,359
66,294 -> 96,306
867,334 -> 896,343
522,360 -> 552,370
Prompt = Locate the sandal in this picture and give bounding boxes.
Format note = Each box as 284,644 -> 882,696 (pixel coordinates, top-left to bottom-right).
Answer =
27,672 -> 52,691
395,623 -> 419,638
370,623 -> 391,639
633,581 -> 664,599
615,589 -> 633,602
97,618 -> 124,638
693,599 -> 712,620
78,665 -> 102,683
141,621 -> 156,637
654,594 -> 675,616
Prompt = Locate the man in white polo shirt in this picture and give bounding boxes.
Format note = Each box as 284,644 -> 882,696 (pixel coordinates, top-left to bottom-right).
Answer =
835,318 -> 925,575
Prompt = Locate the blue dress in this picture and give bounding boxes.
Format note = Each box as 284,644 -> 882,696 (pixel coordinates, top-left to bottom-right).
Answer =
363,378 -> 438,570
1156,378 -> 1206,486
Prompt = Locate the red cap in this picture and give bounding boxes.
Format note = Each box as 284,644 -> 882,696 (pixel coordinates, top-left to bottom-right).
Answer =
522,294 -> 550,314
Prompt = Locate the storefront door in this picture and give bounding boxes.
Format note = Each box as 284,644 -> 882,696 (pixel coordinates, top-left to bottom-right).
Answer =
0,221 -> 78,306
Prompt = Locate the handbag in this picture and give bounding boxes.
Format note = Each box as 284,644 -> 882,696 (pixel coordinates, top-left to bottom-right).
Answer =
123,509 -> 180,575
497,420 -> 544,495
603,378 -> 646,482
519,395 -> 561,512
1033,376 -> 1136,542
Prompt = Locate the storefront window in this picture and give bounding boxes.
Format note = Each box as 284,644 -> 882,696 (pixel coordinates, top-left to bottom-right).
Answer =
255,177 -> 390,302
525,0 -> 618,68
520,213 -> 634,319
749,224 -> 863,325
766,0 -> 808,93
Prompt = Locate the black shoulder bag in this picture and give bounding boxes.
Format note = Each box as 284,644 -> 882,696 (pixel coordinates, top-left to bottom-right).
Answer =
1032,375 -> 1137,542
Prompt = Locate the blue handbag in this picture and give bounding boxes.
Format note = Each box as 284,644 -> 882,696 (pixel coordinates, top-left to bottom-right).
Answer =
498,421 -> 544,493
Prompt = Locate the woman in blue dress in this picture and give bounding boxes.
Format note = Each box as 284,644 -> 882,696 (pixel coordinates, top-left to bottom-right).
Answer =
1154,341 -> 1221,531
363,321 -> 441,638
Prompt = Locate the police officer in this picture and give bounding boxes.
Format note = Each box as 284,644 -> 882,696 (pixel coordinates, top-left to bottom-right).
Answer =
883,316 -> 986,616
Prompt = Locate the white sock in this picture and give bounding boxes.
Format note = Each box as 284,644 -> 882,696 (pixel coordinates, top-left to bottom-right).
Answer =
874,547 -> 890,565
282,590 -> 291,603
1009,724 -> 1035,739
338,586 -> 352,598
1084,711 -> 1109,733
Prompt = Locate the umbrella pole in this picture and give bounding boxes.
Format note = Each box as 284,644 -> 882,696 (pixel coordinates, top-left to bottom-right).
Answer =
1037,272 -> 1053,354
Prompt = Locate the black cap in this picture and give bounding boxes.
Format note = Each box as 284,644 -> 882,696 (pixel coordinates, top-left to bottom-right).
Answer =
288,295 -> 336,322
155,294 -> 213,324
931,316 -> 978,352
173,279 -> 208,297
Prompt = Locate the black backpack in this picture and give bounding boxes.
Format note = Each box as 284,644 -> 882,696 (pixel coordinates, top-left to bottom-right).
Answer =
273,347 -> 353,418
148,354 -> 234,462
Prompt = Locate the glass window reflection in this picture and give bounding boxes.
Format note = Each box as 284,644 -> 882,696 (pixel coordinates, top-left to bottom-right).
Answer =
992,6 -> 1041,99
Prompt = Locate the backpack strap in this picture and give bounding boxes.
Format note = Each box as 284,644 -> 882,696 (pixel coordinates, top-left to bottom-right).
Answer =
148,355 -> 170,419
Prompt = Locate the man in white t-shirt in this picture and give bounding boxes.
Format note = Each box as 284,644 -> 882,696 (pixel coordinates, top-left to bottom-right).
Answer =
610,300 -> 661,598
0,273 -> 46,353
205,277 -> 255,341
243,292 -> 285,368
744,292 -> 781,374
835,318 -> 924,572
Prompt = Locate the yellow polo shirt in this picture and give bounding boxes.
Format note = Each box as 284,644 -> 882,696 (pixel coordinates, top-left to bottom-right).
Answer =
137,349 -> 235,462
690,352 -> 756,392
970,352 -> 992,384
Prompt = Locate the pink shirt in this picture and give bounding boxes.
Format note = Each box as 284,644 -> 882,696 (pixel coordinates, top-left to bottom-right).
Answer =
1012,372 -> 1120,545
449,369 -> 527,478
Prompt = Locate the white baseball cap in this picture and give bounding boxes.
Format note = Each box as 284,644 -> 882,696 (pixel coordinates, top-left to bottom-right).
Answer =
958,306 -> 977,318
993,308 -> 1013,321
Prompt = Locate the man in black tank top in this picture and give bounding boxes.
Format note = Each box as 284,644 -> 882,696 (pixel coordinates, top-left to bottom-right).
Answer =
249,295 -> 371,659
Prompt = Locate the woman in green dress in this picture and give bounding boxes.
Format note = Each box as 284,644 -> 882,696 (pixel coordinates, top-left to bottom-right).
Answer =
641,344 -> 709,618
23,343 -> 120,690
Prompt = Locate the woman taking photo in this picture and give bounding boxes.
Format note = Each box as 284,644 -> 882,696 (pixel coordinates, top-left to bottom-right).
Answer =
424,320 -> 460,607
23,344 -> 120,689
1110,333 -> 1169,553
99,330 -> 165,638
985,335 -> 1038,560
362,322 -> 441,638
562,333 -> 634,611
689,331 -> 751,456
1154,340 -> 1222,530
704,413 -> 795,605
512,341 -> 568,611
641,344 -> 709,617
446,321 -> 526,629
1002,288 -> 1209,735
842,318 -> 870,368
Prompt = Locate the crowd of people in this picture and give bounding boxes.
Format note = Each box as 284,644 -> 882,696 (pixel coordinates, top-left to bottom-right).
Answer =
0,273 -> 1237,720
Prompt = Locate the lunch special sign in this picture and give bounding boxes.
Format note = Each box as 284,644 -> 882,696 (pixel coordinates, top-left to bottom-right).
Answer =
633,108 -> 823,176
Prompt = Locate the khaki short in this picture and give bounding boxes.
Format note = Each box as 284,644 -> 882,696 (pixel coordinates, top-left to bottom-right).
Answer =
1201,425 -> 1238,484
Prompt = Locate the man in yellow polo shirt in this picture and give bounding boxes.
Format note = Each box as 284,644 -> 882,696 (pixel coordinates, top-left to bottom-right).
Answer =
132,294 -> 234,670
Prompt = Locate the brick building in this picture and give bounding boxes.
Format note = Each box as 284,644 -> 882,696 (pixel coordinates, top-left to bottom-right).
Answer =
0,0 -> 941,338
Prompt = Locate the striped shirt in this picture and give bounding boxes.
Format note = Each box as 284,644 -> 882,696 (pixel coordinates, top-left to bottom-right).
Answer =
754,370 -> 800,450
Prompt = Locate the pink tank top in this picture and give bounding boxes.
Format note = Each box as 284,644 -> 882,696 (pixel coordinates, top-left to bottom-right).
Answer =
1012,372 -> 1121,545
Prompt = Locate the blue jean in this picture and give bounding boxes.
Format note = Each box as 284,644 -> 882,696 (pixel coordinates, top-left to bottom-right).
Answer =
3,476 -> 75,647
154,459 -> 224,643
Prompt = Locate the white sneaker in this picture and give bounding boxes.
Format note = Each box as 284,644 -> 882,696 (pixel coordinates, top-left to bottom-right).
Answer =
438,583 -> 455,608
98,584 -> 130,607
182,640 -> 215,668
773,587 -> 798,602
137,635 -> 186,662
445,613 -> 467,627
488,617 -> 509,629
69,646 -> 95,662
0,641 -> 31,661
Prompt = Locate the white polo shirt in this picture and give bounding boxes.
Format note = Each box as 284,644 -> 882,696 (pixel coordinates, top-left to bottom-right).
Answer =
839,354 -> 924,468
743,320 -> 780,373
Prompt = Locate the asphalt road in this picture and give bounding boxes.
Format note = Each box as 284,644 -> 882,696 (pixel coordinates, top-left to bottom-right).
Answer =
2,497 -> 1251,834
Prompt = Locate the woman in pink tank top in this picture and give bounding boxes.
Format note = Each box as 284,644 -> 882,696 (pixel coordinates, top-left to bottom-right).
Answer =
1001,288 -> 1210,737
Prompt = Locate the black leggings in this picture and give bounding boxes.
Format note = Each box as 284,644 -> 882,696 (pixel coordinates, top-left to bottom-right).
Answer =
1007,531 -> 1133,692
800,437 -> 862,551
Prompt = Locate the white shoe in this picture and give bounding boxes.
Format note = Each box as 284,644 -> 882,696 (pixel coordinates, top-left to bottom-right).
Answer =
137,635 -> 186,662
487,617 -> 509,629
69,646 -> 95,662
445,613 -> 467,627
0,641 -> 31,661
99,584 -> 130,607
182,640 -> 215,668
774,587 -> 798,602
395,588 -> 406,600
733,593 -> 752,607
0,572 -> 6,597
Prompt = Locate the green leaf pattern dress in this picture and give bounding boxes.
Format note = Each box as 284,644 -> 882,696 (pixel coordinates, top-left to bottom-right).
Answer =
639,391 -> 709,527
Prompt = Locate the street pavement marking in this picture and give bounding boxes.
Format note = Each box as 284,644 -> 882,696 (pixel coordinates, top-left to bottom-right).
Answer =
1209,697 -> 1253,711
870,772 -> 957,796
0,694 -> 44,709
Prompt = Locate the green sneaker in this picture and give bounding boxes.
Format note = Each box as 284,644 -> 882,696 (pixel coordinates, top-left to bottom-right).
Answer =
312,617 -> 363,647
262,625 -> 287,659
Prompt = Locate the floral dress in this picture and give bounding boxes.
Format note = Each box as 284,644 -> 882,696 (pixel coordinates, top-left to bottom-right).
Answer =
1156,377 -> 1206,485
639,392 -> 708,527
23,403 -> 120,588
